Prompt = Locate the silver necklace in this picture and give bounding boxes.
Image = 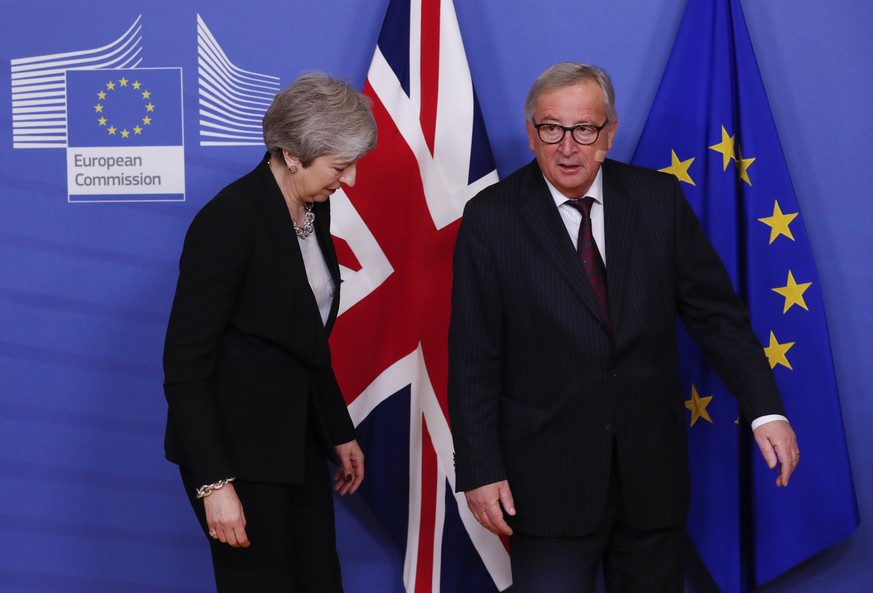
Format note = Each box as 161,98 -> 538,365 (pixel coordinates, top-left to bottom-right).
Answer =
266,157 -> 315,239
293,202 -> 315,239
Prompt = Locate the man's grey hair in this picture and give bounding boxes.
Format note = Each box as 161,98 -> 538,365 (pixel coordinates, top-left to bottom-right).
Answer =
263,72 -> 377,167
524,62 -> 618,123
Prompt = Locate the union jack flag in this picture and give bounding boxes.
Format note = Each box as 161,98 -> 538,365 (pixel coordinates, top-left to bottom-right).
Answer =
328,0 -> 510,590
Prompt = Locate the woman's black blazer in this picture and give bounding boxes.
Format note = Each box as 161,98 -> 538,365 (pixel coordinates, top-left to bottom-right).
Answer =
163,156 -> 355,487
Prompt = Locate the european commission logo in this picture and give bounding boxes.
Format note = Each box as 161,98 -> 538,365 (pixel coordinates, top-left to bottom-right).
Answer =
66,68 -> 185,202
9,14 -> 281,203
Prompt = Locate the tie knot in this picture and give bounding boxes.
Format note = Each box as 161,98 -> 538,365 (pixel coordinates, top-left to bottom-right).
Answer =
568,197 -> 595,218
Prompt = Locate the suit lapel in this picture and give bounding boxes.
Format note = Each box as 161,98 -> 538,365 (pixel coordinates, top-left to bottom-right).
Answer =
254,157 -> 304,282
254,157 -> 342,335
601,160 -> 639,334
518,161 -> 605,322
253,158 -> 329,331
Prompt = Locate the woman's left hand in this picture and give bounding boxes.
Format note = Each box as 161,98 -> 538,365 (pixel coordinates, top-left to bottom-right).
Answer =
333,439 -> 365,495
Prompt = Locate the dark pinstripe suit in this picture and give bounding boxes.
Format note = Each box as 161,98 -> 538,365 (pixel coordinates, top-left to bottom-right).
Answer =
448,158 -> 784,538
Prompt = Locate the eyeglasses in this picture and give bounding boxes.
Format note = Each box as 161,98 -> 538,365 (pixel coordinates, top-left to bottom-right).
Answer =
531,118 -> 610,145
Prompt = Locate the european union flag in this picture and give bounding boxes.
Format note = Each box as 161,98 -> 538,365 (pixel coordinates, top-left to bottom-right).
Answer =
66,68 -> 183,147
631,0 -> 859,591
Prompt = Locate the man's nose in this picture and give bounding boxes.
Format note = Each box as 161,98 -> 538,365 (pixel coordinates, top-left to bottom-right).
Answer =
557,132 -> 578,154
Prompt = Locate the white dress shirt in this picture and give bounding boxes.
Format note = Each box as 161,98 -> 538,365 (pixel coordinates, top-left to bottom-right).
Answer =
298,234 -> 335,327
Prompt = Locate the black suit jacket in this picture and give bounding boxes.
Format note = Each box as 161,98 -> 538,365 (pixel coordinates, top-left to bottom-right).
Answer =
448,159 -> 784,536
163,156 -> 355,487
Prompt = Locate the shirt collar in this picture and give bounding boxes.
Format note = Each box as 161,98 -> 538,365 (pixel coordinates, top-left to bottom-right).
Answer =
544,167 -> 604,209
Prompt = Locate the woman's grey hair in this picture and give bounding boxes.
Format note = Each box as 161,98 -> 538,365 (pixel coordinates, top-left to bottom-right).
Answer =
263,72 -> 377,167
524,62 -> 617,123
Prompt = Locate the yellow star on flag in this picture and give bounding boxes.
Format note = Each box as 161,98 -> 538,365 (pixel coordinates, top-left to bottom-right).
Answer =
106,81 -> 115,90
107,126 -> 117,135
142,90 -> 151,99
97,91 -> 106,100
94,104 -> 103,113
772,271 -> 812,313
685,384 -> 714,427
764,331 -> 795,370
120,129 -> 130,139
659,150 -> 696,185
737,146 -> 756,186
132,81 -> 142,90
119,77 -> 128,87
146,102 -> 155,112
709,125 -> 736,171
758,200 -> 798,244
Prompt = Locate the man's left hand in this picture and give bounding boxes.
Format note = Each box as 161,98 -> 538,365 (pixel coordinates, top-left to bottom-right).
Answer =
753,420 -> 799,487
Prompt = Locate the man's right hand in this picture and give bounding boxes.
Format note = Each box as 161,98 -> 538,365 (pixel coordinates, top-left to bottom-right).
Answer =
464,480 -> 516,536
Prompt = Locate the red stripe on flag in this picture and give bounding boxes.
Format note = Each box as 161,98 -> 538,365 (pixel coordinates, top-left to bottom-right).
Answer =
415,420 -> 439,593
419,0 -> 441,155
331,235 -> 362,272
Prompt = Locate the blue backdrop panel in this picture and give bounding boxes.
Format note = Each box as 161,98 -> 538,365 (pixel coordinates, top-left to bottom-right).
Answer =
1,1 -> 870,592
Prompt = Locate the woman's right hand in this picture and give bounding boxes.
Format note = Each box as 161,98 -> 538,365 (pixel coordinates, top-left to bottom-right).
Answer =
203,483 -> 250,547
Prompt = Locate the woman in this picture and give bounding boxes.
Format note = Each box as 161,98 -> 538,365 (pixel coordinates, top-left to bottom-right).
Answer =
163,73 -> 376,592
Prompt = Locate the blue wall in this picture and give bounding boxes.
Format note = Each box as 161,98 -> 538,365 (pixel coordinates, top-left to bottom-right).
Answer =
1,1 -> 869,591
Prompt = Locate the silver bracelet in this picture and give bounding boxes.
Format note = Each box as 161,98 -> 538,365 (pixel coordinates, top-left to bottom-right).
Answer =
195,476 -> 236,499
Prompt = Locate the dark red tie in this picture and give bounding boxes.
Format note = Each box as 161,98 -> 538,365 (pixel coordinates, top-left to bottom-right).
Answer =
568,198 -> 610,329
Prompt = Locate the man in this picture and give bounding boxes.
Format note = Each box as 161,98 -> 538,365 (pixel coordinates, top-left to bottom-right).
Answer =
447,63 -> 799,592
